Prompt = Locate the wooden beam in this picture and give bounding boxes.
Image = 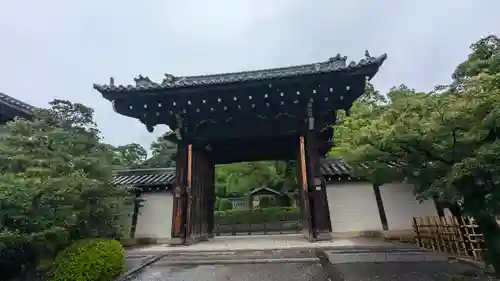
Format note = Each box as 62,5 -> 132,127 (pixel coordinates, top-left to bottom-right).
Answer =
129,189 -> 141,238
305,133 -> 332,241
169,142 -> 188,245
298,136 -> 314,241
433,196 -> 445,217
373,184 -> 389,231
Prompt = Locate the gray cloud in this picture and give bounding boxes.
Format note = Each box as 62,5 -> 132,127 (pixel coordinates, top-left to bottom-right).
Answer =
1,0 -> 499,148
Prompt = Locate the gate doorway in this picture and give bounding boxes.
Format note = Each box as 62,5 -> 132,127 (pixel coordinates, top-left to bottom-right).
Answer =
95,52 -> 387,245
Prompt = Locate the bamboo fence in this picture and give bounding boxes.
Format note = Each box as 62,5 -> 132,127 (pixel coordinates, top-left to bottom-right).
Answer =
412,216 -> 488,261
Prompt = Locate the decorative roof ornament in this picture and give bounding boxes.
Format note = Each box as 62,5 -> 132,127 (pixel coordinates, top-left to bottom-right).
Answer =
327,54 -> 347,69
358,50 -> 376,66
134,75 -> 154,87
162,73 -> 177,85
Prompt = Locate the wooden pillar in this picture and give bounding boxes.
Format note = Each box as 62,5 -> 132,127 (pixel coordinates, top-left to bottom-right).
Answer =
169,142 -> 188,245
185,143 -> 195,244
129,188 -> 141,238
207,161 -> 216,238
304,132 -> 332,241
298,136 -> 314,241
433,196 -> 445,217
373,184 -> 389,230
198,149 -> 209,241
185,145 -> 211,245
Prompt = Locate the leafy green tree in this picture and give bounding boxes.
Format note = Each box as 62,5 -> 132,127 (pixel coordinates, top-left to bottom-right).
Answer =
0,100 -> 133,279
144,132 -> 178,168
215,161 -> 287,197
113,143 -> 147,168
333,36 -> 500,272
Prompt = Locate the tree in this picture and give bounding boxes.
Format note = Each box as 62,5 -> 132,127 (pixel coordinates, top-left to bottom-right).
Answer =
332,36 -> 500,272
215,161 -> 287,197
113,143 -> 147,168
0,100 -> 133,279
452,35 -> 500,83
144,132 -> 178,168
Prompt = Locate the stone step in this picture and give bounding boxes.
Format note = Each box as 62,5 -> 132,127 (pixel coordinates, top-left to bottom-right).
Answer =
149,249 -> 321,266
324,249 -> 449,264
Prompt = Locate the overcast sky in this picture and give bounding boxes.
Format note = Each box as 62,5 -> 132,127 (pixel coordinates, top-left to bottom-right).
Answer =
1,0 -> 499,149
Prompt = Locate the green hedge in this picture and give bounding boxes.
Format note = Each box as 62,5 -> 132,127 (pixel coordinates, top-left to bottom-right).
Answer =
215,207 -> 300,224
48,239 -> 125,281
218,198 -> 233,211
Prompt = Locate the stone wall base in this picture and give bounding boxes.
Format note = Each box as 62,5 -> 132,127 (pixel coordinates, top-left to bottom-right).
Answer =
330,229 -> 416,243
120,237 -> 172,247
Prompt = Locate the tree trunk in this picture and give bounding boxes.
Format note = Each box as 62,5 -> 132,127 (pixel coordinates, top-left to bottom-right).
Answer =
448,204 -> 463,218
474,214 -> 500,274
462,190 -> 500,274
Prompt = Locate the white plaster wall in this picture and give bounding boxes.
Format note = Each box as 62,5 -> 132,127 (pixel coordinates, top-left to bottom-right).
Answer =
380,183 -> 438,230
326,182 -> 383,232
135,192 -> 174,238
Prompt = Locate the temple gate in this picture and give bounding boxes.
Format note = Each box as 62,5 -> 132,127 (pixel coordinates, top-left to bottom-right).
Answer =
94,52 -> 387,245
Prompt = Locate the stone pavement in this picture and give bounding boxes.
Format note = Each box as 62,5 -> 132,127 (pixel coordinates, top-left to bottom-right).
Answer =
128,262 -> 331,281
126,234 -> 410,254
123,235 -> 498,280
126,253 -> 496,281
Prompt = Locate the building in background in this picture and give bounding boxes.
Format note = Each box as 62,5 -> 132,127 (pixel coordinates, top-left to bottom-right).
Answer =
112,158 -> 442,241
0,92 -> 34,136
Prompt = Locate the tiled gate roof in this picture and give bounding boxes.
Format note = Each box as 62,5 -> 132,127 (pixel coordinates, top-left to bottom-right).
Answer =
0,92 -> 35,118
111,158 -> 351,187
111,167 -> 176,186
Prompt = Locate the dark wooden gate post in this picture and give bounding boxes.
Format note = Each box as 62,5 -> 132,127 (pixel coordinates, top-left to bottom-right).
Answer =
170,142 -> 188,245
184,144 -> 211,245
298,136 -> 315,241
305,132 -> 332,241
207,160 -> 216,238
198,148 -> 209,241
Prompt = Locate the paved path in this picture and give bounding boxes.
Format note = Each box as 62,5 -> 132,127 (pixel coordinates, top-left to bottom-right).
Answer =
128,262 -> 330,281
124,235 -> 498,280
126,234 -> 413,254
126,251 -> 496,281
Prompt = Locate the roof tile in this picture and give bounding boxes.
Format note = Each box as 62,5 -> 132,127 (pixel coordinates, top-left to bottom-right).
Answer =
94,53 -> 387,94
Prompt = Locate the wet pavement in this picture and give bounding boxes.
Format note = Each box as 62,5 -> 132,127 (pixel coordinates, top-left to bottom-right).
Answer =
331,261 -> 497,281
123,237 -> 499,281
126,260 -> 497,281
128,262 -> 328,281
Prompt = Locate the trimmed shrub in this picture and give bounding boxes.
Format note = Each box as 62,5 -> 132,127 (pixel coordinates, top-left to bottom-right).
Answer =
48,239 -> 125,281
218,198 -> 233,211
214,197 -> 221,211
215,207 -> 300,224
